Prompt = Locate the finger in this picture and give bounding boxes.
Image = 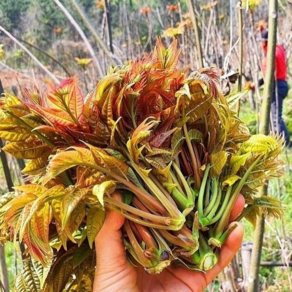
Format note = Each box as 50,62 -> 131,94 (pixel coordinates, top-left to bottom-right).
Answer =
204,222 -> 244,285
95,195 -> 126,273
229,194 -> 245,222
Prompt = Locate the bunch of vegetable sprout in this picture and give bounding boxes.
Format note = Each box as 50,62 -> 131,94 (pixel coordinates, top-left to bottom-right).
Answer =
0,41 -> 283,285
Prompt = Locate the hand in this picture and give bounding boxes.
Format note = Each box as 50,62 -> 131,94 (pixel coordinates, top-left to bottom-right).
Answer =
93,195 -> 245,292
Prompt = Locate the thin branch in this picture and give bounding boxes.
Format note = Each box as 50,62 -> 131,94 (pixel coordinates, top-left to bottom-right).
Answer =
0,25 -> 60,84
67,0 -> 121,65
53,0 -> 104,77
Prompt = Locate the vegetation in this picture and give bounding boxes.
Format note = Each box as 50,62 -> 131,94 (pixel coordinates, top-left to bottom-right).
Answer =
0,0 -> 292,291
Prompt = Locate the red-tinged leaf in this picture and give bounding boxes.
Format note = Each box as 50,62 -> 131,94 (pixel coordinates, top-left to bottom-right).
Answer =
51,199 -> 75,249
46,77 -> 83,119
22,230 -> 52,266
38,107 -> 77,127
29,218 -> 53,261
153,39 -> 181,71
83,74 -> 122,117
68,201 -> 86,232
67,77 -> 84,120
3,141 -> 49,159
67,128 -> 108,146
76,167 -> 106,188
14,185 -> 48,196
35,203 -> 51,243
19,185 -> 65,241
127,118 -> 159,163
88,144 -> 129,178
0,127 -> 30,142
21,86 -> 42,105
87,205 -> 105,248
43,148 -> 95,184
1,193 -> 37,224
22,151 -> 51,176
33,125 -> 74,143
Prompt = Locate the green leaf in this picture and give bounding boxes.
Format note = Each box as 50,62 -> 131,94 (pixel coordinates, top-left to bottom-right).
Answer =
87,205 -> 105,248
122,191 -> 134,205
15,258 -> 41,292
93,181 -> 116,208
72,243 -> 92,269
188,129 -> 203,142
226,90 -> 248,108
222,175 -> 240,187
171,129 -> 185,156
230,153 -> 250,175
210,151 -> 228,176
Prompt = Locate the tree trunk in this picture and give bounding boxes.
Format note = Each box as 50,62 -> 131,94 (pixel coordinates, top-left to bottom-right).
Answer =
247,1 -> 278,291
236,0 -> 243,114
104,0 -> 114,54
0,78 -> 12,292
186,0 -> 203,68
0,246 -> 9,292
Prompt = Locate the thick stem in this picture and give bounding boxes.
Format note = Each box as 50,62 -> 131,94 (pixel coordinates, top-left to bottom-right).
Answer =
198,164 -> 211,218
183,124 -> 201,189
203,178 -> 218,215
209,186 -> 232,225
131,222 -> 158,250
105,196 -> 170,225
86,162 -> 167,215
172,162 -> 194,201
131,162 -> 184,220
124,220 -> 151,267
206,187 -> 222,222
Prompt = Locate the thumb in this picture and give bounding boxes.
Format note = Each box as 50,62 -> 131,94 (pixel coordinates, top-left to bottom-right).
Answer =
95,207 -> 126,273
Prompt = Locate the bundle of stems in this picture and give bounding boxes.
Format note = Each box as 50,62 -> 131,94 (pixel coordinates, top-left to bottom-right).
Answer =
0,40 -> 284,278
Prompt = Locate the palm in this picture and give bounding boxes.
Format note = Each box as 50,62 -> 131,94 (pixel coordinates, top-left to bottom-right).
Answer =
135,266 -> 206,292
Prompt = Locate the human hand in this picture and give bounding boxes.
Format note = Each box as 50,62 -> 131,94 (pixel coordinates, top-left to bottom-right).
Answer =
93,194 -> 245,292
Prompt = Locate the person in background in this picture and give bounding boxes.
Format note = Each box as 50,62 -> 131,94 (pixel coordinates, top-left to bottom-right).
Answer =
220,70 -> 239,96
253,29 -> 290,147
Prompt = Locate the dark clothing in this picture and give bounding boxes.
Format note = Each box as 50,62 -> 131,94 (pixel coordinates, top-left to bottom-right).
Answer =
271,80 -> 290,146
